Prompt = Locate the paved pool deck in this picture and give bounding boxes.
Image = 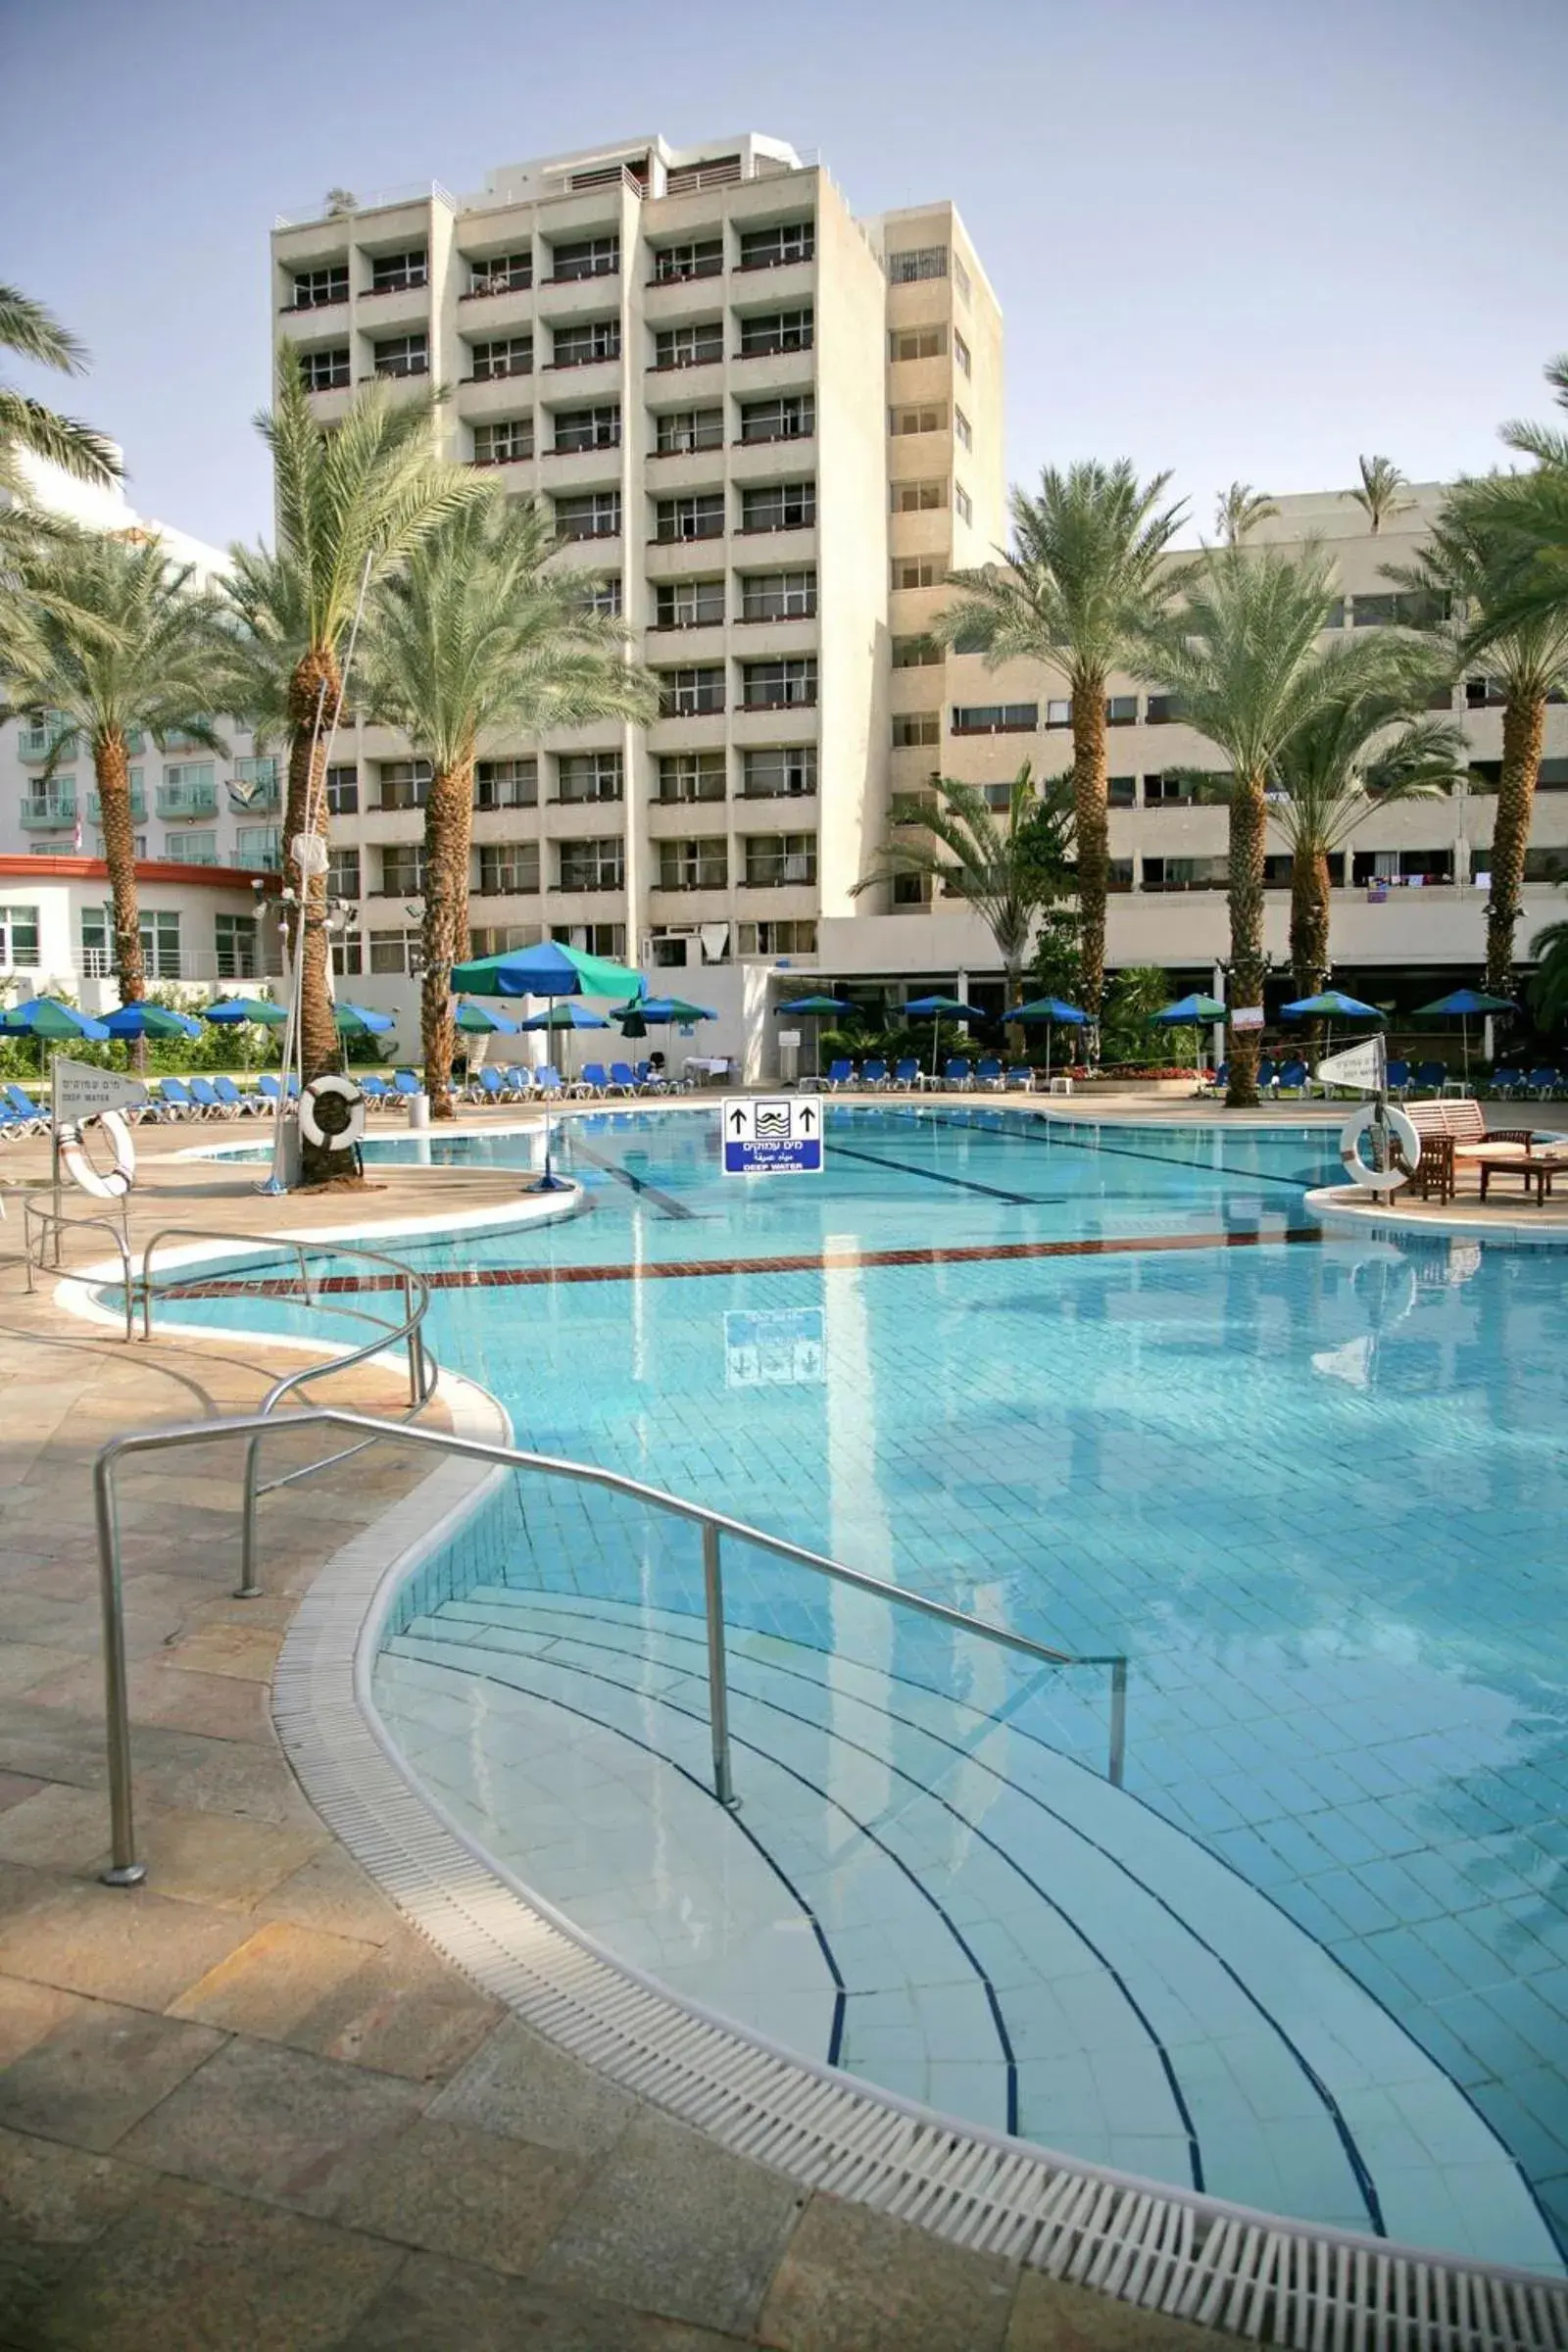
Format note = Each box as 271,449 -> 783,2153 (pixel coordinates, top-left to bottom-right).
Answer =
0,1107 -> 1226,2350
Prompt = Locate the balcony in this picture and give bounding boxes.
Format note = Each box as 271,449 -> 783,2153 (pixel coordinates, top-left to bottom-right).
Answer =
17,722 -> 76,762
229,760 -> 282,813
87,789 -> 148,824
20,793 -> 77,829
740,691 -> 817,711
157,782 -> 220,819
228,844 -> 282,872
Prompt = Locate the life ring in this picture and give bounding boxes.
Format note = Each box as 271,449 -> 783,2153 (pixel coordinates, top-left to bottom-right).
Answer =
299,1074 -> 366,1152
1340,1102 -> 1419,1191
59,1110 -> 136,1200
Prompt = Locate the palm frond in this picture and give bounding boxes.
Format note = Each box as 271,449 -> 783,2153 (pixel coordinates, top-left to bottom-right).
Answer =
0,284 -> 88,374
853,766 -> 1073,970
0,391 -> 122,488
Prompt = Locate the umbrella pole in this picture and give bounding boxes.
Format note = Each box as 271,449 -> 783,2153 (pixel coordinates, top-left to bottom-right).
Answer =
537,993 -> 566,1191
1045,1023 -> 1052,1087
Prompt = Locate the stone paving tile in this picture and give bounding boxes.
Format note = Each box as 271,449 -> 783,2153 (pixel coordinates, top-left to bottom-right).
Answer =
0,1980 -> 77,2069
27,2175 -> 404,2352
0,1785 -> 127,1876
20,1656 -> 273,1744
0,1997 -> 222,2152
338,2250 -> 749,2352
426,2016 -> 638,2156
282,1928 -> 503,2082
1005,2271 -> 1233,2349
253,1844 -> 405,1946
0,2119 -> 145,2243
171,1921 -> 383,2037
119,1807 -> 327,1911
117,2035 -> 428,2217
532,2109 -> 808,2337
0,1776 -> 45,1815
758,2191 -> 1016,2352
0,1879 -> 251,2012
326,2115 -> 592,2276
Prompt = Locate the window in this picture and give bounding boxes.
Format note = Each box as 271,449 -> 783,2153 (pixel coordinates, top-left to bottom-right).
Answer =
1466,675 -> 1507,710
173,830 -> 217,864
890,405 -> 946,436
158,762 -> 218,815
550,920 -> 626,956
548,235 -> 619,282
552,403 -> 620,453
551,318 -> 620,368
891,479 -> 945,513
472,842 -> 540,895
655,321 -> 723,370
1141,855 -> 1225,892
369,927 -> 420,974
1322,599 -> 1346,630
472,416 -> 533,466
140,909 -> 182,978
1351,594 -> 1397,630
466,251 -> 531,297
892,557 -> 940,590
739,393 -> 814,444
325,764 -> 359,814
657,752 -> 726,803
373,333 -> 428,379
1107,775 -> 1136,808
740,480 -> 815,533
469,335 -> 532,381
889,326 -> 946,362
739,569 -> 815,621
583,575 -> 621,616
954,328 -> 971,377
892,712 -> 940,748
656,578 -> 724,628
1107,858 -> 1134,892
741,657 -> 816,710
1144,693 -> 1183,724
653,239 -> 723,284
737,918 -> 815,956
473,759 -> 538,810
555,490 -> 621,540
333,930 -> 364,978
327,846 -> 361,898
556,837 -> 624,891
892,635 -> 940,669
738,220 -> 814,270
888,246 -> 948,283
891,872 -> 930,907
954,407 -> 972,451
955,483 -> 973,525
1352,588 -> 1447,629
302,346 -> 350,392
1144,772 -> 1195,806
743,832 -> 816,886
0,905 -> 40,966
369,249 -> 426,293
658,666 -> 725,716
738,308 -> 813,358
953,253 -> 971,302
657,838 -> 727,890
1105,695 -> 1138,726
951,703 -> 1037,735
555,750 -> 623,803
655,492 -> 724,543
291,263 -> 348,310
216,913 -> 260,979
741,745 -> 816,799
375,760 -> 431,809
655,407 -> 723,456
1046,699 -> 1071,729
377,844 -> 426,896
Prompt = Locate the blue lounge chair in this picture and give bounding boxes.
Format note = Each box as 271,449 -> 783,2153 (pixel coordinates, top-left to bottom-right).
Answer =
156,1076 -> 202,1120
186,1077 -> 235,1119
3,1083 -> 48,1134
1255,1056 -> 1277,1094
635,1059 -> 667,1092
823,1058 -> 854,1091
211,1074 -> 263,1116
359,1073 -> 394,1110
975,1055 -> 1004,1091
1005,1065 -> 1035,1091
1276,1058 -> 1308,1097
860,1058 -> 889,1089
1529,1065 -> 1562,1099
1414,1059 -> 1446,1096
607,1061 -> 639,1096
891,1057 -> 920,1090
942,1056 -> 972,1091
391,1069 -> 423,1101
574,1061 -> 609,1098
1490,1067 -> 1524,1100
536,1064 -> 564,1097
467,1066 -> 510,1104
1385,1057 -> 1411,1098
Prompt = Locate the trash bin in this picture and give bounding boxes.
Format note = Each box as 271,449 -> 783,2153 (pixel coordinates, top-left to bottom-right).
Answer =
407,1092 -> 430,1129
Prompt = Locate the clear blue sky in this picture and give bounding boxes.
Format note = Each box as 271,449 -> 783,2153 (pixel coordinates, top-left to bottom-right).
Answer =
4,0 -> 1565,550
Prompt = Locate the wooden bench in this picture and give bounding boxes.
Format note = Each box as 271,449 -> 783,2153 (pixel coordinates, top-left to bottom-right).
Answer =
1400,1099 -> 1537,1201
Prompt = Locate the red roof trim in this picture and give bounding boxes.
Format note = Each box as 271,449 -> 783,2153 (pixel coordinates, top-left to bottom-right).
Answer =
0,855 -> 280,892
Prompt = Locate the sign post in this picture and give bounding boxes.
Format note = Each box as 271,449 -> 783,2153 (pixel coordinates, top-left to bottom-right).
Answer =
721,1096 -> 824,1177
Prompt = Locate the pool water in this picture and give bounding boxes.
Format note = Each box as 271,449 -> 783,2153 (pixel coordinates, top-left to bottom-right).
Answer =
190,1108 -> 1568,2264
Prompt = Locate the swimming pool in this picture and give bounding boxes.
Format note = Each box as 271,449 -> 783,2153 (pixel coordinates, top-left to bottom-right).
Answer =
188,1107 -> 1568,2268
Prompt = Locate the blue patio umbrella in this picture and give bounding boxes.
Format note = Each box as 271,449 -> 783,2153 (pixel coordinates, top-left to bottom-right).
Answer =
202,996 -> 288,1027
1152,993 -> 1227,1085
777,994 -> 857,1080
332,1001 -> 395,1036
1281,990 -> 1384,1020
1,998 -> 110,1040
904,993 -> 988,1079
100,1004 -> 202,1041
515,1004 -> 609,1029
451,939 -> 648,1187
1414,988 -> 1517,1082
1004,996 -> 1091,1085
454,1003 -> 519,1035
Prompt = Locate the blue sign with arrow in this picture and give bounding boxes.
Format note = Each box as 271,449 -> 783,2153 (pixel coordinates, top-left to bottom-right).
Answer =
721,1095 -> 824,1176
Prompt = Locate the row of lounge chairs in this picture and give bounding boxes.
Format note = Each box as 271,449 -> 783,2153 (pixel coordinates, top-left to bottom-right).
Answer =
466,1059 -> 669,1104
1202,1057 -> 1568,1101
823,1056 -> 1037,1092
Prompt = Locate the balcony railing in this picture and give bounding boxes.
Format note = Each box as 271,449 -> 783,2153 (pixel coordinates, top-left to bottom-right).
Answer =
17,724 -> 76,762
228,845 -> 282,872
87,792 -> 148,824
156,785 -> 219,819
740,692 -> 817,711
19,794 -> 77,829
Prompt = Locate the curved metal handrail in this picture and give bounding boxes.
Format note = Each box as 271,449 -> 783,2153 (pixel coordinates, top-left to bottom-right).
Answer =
91,1404 -> 1128,1885
22,1199 -> 134,1335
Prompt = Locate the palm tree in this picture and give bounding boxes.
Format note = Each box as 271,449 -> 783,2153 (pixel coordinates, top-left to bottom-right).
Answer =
1,284 -> 122,498
226,350 -> 485,1182
1216,482 -> 1278,546
853,764 -> 1074,1040
1,528 -> 230,1016
934,462 -> 1187,1016
1269,691 -> 1463,999
358,495 -> 657,1117
1138,542 -> 1399,1106
1349,455 -> 1409,536
1388,495 -> 1568,993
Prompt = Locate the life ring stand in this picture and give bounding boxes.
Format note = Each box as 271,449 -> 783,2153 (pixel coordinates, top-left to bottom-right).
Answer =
59,1109 -> 136,1200
1339,1101 -> 1419,1192
299,1074 -> 366,1153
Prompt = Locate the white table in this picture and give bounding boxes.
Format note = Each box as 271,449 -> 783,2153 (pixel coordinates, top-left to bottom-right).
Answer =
682,1055 -> 731,1086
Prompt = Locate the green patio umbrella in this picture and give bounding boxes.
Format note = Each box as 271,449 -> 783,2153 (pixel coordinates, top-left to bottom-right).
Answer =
1414,988 -> 1517,1084
1005,996 -> 1090,1087
1152,994 -> 1227,1087
777,994 -> 856,1081
449,940 -> 649,1189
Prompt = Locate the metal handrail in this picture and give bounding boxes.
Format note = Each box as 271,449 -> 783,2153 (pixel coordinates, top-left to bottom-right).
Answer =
23,1200 -> 134,1335
91,1405 -> 1129,1885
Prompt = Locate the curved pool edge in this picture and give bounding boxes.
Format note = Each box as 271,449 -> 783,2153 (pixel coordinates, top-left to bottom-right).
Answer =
1304,1183 -> 1568,1245
263,1363 -> 1568,2336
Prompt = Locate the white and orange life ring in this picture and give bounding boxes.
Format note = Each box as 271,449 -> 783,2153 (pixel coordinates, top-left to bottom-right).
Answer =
59,1110 -> 136,1200
1339,1102 -> 1419,1192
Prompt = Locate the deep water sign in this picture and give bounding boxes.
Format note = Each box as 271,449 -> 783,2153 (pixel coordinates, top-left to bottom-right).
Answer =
721,1095 -> 823,1176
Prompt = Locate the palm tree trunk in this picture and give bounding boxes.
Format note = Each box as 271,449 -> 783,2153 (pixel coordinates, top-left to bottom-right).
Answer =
1486,693 -> 1544,996
420,750 -> 474,1120
1069,681 -> 1108,1016
1289,849 -> 1331,1002
94,727 -> 145,1009
285,647 -> 343,1185
1226,770 -> 1267,1109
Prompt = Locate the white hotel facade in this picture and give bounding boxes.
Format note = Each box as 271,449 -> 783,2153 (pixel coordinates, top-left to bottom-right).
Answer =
1,128 -> 1563,1063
